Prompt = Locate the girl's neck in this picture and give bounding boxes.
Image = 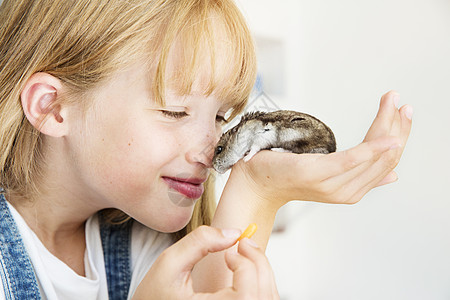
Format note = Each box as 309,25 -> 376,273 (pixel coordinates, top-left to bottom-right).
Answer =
7,191 -> 94,276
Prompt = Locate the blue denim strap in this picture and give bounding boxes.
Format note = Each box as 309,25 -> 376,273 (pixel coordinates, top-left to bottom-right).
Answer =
99,213 -> 133,300
0,193 -> 41,299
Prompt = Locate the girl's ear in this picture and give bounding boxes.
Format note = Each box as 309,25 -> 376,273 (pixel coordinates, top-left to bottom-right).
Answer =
21,72 -> 68,137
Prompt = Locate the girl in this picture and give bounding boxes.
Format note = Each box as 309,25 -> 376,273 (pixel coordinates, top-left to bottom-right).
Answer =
0,0 -> 412,299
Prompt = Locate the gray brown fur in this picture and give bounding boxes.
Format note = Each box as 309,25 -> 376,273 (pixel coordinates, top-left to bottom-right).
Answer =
212,110 -> 336,173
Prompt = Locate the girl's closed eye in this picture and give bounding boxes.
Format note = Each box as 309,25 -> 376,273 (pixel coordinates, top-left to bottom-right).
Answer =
160,110 -> 189,119
160,109 -> 229,124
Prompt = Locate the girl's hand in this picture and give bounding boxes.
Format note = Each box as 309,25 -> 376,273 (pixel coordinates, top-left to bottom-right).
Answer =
230,91 -> 412,210
132,226 -> 279,300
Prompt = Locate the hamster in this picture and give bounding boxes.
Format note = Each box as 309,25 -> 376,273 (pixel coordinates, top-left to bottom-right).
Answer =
212,110 -> 336,174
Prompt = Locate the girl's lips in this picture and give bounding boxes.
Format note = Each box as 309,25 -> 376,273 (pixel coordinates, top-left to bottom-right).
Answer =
162,177 -> 205,199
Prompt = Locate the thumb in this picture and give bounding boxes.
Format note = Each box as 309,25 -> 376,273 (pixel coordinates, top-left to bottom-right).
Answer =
161,226 -> 241,274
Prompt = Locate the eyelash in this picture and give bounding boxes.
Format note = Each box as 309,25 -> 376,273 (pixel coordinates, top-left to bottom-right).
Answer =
160,110 -> 188,119
160,110 -> 228,124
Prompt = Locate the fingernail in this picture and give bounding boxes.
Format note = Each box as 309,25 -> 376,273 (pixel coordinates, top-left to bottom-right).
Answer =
242,237 -> 259,248
393,93 -> 400,107
405,105 -> 413,120
221,228 -> 241,240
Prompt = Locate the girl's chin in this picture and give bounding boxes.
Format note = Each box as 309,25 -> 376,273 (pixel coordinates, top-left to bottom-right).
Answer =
161,220 -> 190,233
125,192 -> 199,233
146,207 -> 195,233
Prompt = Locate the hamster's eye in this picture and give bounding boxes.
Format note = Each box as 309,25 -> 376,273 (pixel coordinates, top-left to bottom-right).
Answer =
216,115 -> 229,124
291,117 -> 306,122
215,146 -> 223,155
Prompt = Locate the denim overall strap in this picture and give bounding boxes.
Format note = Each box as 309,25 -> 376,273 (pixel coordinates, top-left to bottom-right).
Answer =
0,193 -> 41,300
99,214 -> 133,300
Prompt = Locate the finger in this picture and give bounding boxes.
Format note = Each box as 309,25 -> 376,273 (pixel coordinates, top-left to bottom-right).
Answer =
192,250 -> 260,300
368,105 -> 412,184
372,106 -> 412,186
399,104 -> 413,146
191,288 -> 236,300
317,136 -> 402,180
366,105 -> 412,188
160,226 -> 241,275
191,288 -> 238,300
390,106 -> 402,137
237,238 -> 278,299
316,136 -> 403,203
225,249 -> 258,297
318,102 -> 412,204
347,166 -> 398,203
334,106 -> 399,188
319,157 -> 382,203
388,104 -> 413,167
375,171 -> 398,187
339,150 -> 402,204
364,91 -> 399,141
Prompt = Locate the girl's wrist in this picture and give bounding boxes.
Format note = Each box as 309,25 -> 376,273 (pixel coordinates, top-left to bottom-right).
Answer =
212,165 -> 280,250
226,160 -> 286,211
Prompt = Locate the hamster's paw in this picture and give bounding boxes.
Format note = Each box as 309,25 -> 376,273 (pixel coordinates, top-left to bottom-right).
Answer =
243,147 -> 260,162
270,148 -> 292,153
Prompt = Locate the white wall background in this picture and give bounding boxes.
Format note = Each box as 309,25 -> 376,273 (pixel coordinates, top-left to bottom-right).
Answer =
227,0 -> 450,299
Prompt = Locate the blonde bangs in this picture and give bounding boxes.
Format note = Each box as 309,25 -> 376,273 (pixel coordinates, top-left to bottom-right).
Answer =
153,0 -> 256,120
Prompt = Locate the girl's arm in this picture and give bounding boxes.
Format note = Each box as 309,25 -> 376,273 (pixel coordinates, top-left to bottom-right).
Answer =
192,91 -> 412,292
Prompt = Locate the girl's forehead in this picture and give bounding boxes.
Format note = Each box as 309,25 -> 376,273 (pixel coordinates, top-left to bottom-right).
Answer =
165,19 -> 237,99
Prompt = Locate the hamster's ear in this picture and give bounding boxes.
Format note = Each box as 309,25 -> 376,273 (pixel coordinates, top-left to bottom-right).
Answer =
21,73 -> 68,137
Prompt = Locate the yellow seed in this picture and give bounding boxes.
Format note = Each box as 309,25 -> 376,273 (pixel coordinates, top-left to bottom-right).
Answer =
237,223 -> 257,241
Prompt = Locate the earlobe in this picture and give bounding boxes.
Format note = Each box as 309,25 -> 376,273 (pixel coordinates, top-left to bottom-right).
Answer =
21,73 -> 67,137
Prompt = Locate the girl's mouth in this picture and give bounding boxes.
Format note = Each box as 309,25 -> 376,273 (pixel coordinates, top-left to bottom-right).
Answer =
162,177 -> 205,199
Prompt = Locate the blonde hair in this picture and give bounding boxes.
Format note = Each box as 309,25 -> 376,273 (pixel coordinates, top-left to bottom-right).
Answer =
0,0 -> 256,236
